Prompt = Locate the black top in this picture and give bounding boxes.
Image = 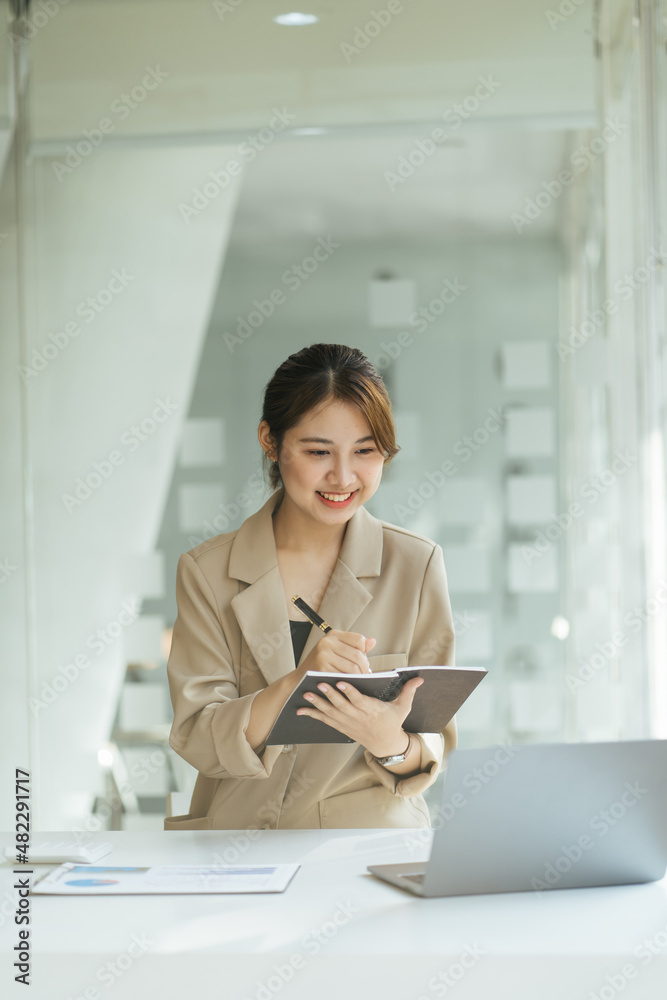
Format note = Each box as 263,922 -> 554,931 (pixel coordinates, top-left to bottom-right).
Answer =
289,620 -> 312,667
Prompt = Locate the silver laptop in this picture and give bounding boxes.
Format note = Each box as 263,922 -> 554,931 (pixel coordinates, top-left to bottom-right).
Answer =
368,738 -> 667,896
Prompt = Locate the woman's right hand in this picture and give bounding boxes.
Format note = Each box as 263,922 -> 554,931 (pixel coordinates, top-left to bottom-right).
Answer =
298,629 -> 377,677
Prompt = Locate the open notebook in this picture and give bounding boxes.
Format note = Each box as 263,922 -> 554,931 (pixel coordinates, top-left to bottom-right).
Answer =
266,664 -> 487,744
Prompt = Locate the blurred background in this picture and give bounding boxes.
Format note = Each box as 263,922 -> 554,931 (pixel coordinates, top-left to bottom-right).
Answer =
1,0 -> 666,831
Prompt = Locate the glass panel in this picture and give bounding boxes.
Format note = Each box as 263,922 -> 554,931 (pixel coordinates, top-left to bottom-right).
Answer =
0,2 -> 33,829
2,0 -> 664,831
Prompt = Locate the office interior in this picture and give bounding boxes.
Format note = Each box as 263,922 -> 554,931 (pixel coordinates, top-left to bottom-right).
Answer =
0,0 -> 666,833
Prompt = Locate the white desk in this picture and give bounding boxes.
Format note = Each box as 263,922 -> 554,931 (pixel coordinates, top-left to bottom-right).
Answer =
2,829 -> 667,1000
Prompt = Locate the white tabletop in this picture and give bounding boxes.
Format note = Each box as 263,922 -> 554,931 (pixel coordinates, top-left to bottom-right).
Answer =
2,828 -> 667,1000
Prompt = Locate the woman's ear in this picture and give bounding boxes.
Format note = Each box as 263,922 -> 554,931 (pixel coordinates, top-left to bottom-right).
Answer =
257,421 -> 276,459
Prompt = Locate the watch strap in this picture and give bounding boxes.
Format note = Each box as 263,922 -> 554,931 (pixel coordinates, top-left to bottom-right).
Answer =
373,732 -> 411,766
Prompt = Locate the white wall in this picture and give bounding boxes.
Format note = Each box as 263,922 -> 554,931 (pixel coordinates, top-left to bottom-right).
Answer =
20,144 -> 242,827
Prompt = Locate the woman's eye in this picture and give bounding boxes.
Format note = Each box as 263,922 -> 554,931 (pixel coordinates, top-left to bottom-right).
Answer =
306,448 -> 377,456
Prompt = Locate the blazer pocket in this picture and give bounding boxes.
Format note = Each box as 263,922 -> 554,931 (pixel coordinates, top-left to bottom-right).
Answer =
318,784 -> 430,829
163,813 -> 213,831
368,653 -> 408,672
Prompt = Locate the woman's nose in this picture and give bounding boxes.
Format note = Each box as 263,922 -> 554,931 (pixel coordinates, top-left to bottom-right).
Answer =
329,456 -> 355,487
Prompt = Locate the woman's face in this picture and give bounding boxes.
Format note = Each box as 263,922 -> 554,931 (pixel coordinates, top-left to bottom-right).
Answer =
260,398 -> 386,527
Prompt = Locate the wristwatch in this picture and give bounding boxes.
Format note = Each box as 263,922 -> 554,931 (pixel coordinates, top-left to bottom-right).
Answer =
373,733 -> 411,767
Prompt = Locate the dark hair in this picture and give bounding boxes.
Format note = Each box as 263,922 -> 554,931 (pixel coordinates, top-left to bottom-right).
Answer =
261,343 -> 400,490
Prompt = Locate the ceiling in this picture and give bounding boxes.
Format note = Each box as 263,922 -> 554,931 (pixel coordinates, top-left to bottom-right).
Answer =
9,0 -> 599,240
27,0 -> 597,141
231,128 -> 573,241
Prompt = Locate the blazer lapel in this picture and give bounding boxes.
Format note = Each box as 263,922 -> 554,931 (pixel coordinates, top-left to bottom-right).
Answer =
298,503 -> 383,664
228,489 -> 384,684
229,492 -> 292,686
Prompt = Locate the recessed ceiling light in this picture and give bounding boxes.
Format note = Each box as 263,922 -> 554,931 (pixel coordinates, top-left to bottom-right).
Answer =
97,746 -> 115,768
291,127 -> 327,135
273,12 -> 319,26
550,615 -> 570,640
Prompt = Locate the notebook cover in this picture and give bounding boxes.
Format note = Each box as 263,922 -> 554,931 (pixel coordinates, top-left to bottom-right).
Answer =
265,665 -> 487,745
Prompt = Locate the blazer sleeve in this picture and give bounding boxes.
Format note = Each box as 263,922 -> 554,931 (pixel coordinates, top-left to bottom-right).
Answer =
167,551 -> 283,780
363,542 -> 457,797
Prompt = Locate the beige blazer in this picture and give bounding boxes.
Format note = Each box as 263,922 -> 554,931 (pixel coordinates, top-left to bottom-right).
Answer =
165,488 -> 457,830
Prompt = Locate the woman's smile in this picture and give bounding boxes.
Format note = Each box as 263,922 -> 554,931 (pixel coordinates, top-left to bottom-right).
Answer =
315,489 -> 359,508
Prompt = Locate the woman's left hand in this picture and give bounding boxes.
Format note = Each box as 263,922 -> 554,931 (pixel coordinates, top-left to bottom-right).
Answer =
296,676 -> 424,758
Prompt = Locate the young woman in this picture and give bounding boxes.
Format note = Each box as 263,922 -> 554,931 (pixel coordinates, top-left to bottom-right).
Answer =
165,343 -> 456,830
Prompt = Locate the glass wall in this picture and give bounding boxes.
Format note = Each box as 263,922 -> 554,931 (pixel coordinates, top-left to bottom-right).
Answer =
1,0 -> 665,831
560,0 -> 667,741
1,0 -> 34,830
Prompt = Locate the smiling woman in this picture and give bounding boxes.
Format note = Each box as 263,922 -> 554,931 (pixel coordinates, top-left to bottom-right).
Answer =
165,343 -> 458,830
258,342 -> 399,486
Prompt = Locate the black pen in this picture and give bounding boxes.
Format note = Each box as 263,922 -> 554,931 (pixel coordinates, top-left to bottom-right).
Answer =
291,595 -> 332,633
292,595 -> 375,674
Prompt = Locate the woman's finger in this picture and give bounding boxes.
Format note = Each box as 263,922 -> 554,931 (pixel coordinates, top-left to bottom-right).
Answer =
313,643 -> 371,675
334,635 -> 372,673
394,676 -> 424,707
332,680 -> 368,704
295,697 -> 342,723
